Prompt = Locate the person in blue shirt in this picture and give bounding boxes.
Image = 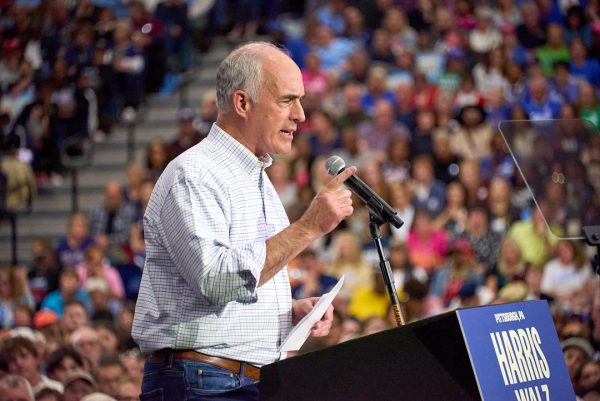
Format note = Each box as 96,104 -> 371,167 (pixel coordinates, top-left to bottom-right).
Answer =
569,37 -> 600,87
40,268 -> 92,317
520,74 -> 562,120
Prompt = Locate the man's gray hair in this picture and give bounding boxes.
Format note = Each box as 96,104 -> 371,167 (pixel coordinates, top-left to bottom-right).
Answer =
216,42 -> 286,114
0,374 -> 35,401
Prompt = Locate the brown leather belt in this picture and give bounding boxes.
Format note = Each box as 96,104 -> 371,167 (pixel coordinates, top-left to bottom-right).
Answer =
145,350 -> 260,381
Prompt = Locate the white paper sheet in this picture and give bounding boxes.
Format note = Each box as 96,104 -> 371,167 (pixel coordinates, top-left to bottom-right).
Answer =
279,276 -> 345,352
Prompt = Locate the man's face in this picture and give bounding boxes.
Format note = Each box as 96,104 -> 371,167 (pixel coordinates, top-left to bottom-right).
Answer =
245,52 -> 305,157
8,348 -> 39,381
62,304 -> 88,333
98,364 -> 125,396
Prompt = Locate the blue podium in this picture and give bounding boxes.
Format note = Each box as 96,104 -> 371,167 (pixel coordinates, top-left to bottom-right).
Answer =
260,300 -> 576,401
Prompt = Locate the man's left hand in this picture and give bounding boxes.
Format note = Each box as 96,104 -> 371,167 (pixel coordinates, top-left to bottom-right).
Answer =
291,298 -> 334,337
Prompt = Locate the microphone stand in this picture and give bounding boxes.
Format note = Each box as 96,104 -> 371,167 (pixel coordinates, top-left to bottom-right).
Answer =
369,214 -> 406,327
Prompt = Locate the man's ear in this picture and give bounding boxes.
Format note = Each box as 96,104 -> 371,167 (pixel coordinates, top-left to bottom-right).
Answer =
232,90 -> 250,117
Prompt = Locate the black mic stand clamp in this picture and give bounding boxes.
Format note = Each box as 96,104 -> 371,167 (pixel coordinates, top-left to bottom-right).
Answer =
582,226 -> 600,277
368,214 -> 406,327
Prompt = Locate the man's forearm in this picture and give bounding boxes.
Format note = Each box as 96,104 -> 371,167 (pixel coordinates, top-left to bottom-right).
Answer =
258,219 -> 318,287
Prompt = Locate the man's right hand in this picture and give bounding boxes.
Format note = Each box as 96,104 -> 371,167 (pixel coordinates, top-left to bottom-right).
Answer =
300,166 -> 357,236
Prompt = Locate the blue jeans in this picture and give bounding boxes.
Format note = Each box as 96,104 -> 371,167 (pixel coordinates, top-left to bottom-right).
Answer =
141,355 -> 259,401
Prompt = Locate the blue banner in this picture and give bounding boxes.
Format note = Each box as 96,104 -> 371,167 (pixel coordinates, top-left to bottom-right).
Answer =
456,300 -> 576,401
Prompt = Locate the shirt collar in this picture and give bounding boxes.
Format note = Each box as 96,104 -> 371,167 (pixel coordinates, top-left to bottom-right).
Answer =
208,123 -> 273,175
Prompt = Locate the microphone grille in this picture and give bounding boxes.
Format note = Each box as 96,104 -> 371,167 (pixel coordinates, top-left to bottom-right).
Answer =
326,156 -> 346,176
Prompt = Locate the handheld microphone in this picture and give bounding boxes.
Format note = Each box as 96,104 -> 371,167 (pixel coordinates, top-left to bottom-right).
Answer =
326,156 -> 404,228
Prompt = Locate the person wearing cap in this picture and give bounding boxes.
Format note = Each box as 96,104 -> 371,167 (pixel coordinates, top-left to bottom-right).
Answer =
63,369 -> 96,401
562,336 -> 595,382
165,107 -> 203,162
132,42 -> 356,400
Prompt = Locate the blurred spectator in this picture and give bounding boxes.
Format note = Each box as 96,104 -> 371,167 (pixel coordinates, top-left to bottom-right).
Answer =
63,369 -> 96,401
338,50 -> 370,84
96,354 -> 126,398
550,61 -> 580,105
406,208 -> 448,275
577,360 -> 600,397
382,136 -> 411,184
87,180 -> 137,262
0,266 -> 34,328
129,178 -> 154,269
336,81 -> 369,130
517,2 -> 546,49
369,28 -> 395,64
312,24 -> 356,72
357,99 -> 409,158
388,181 -> 414,242
193,89 -> 217,137
537,24 -> 569,77
412,108 -> 436,156
401,278 -> 431,322
429,238 -> 484,307
1,133 -> 36,211
359,66 -> 396,116
41,269 -> 91,318
76,245 -> 124,302
118,348 -> 144,379
469,7 -> 502,55
457,159 -> 486,208
112,20 -> 145,110
325,230 -> 374,301
306,109 -> 341,160
461,206 -> 502,273
342,6 -> 369,49
144,138 -> 168,181
384,7 -> 417,54
495,237 -> 526,289
2,335 -> 63,394
569,37 -> 600,87
541,240 -> 593,305
56,212 -> 94,269
301,52 -> 328,97
508,200 -> 560,266
115,376 -> 141,401
562,336 -> 594,384
347,271 -> 390,321
520,74 -> 562,120
28,239 -> 61,307
166,108 -> 203,162
564,6 -> 592,47
433,181 -> 468,240
70,326 -> 102,373
61,300 -> 90,342
154,0 -> 191,73
487,176 -> 519,235
409,154 -> 446,216
124,162 -> 144,211
388,240 -> 427,293
0,374 -> 35,401
431,130 -> 460,185
290,249 -> 337,300
94,322 -> 119,354
577,80 -> 600,128
492,0 -> 522,26
46,347 -> 85,384
266,157 -> 297,214
473,47 -> 509,96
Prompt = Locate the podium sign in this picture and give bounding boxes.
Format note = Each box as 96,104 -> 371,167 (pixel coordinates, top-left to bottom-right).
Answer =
457,300 -> 576,401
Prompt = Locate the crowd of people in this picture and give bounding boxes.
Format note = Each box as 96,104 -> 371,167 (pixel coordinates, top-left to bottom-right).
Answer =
2,0 -> 600,400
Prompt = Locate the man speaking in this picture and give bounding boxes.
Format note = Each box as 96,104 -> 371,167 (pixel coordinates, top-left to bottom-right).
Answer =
132,42 -> 356,400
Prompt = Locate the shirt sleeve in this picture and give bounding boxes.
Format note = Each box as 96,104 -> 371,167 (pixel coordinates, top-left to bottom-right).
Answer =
159,175 -> 266,306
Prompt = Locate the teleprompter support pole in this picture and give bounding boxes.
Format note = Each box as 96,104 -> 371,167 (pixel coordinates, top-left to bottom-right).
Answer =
369,214 -> 406,326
